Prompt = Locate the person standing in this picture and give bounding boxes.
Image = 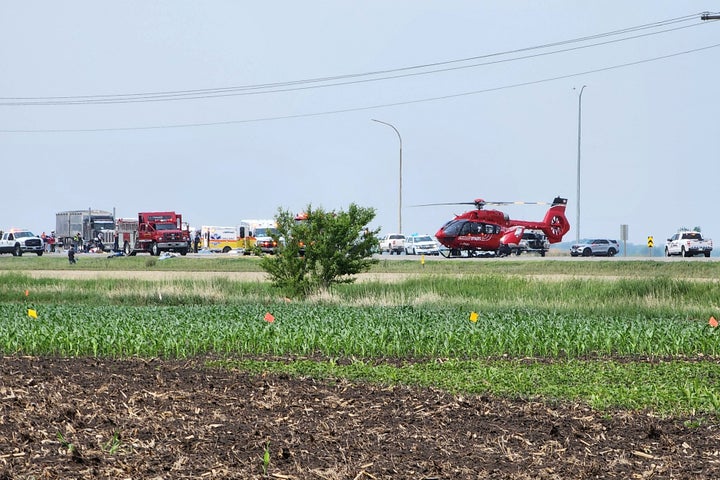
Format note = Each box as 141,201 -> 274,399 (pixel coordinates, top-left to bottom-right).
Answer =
47,233 -> 56,253
193,231 -> 201,253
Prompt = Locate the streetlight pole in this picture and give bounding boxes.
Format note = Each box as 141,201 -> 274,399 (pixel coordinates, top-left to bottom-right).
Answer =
372,119 -> 403,233
575,85 -> 587,244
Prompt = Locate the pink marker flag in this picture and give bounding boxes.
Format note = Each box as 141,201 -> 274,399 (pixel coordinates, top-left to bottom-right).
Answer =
710,316 -> 718,328
264,312 -> 275,323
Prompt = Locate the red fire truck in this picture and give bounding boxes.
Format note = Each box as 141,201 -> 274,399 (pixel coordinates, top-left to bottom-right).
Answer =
116,212 -> 190,256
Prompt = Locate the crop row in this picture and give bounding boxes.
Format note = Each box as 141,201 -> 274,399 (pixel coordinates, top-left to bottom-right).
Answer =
2,303 -> 718,358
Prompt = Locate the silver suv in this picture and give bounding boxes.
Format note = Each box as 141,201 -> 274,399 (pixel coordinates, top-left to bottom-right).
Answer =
570,239 -> 620,257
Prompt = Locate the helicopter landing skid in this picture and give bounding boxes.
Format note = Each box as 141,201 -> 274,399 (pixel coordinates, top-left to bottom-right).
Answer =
440,248 -> 498,258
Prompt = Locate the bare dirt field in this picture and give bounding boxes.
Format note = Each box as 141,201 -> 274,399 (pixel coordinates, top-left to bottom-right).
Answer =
4,267 -> 720,478
2,356 -> 720,479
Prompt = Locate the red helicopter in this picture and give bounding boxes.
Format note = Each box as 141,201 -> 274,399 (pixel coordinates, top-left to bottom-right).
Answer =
424,196 -> 570,257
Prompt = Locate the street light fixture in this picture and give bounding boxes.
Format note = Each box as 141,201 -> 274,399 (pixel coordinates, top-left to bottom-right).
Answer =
372,119 -> 403,233
575,85 -> 587,244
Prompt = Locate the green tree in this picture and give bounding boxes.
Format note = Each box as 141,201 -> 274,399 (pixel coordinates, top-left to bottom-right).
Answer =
259,204 -> 379,298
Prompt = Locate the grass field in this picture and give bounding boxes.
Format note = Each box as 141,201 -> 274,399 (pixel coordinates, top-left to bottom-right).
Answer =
2,255 -> 720,416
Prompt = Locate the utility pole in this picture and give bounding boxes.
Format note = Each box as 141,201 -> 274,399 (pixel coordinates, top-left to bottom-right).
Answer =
575,85 -> 587,244
372,119 -> 403,234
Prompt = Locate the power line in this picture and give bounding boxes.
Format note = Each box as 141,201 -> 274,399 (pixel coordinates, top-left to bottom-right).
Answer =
3,42 -> 717,134
0,13 -> 706,106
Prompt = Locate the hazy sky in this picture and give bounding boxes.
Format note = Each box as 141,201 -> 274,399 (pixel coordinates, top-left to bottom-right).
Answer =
1,2 -> 718,245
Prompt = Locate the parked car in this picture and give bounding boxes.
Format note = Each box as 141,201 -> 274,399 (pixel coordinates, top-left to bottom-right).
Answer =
570,238 -> 620,257
514,230 -> 549,256
404,234 -> 440,255
379,233 -> 405,255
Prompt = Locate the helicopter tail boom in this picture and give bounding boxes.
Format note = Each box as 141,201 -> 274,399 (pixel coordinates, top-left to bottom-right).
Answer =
507,197 -> 570,244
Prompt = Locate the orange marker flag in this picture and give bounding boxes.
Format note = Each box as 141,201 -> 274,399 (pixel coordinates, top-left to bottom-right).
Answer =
28,309 -> 38,319
264,312 -> 275,323
469,311 -> 479,323
710,316 -> 718,328
25,290 -> 29,297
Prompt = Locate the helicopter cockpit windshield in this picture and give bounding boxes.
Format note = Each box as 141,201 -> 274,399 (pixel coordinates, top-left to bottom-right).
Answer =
440,220 -> 464,236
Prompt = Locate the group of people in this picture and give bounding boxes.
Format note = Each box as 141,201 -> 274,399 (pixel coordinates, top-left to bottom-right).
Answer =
63,231 -> 200,263
65,232 -> 84,264
64,232 -> 106,264
39,232 -> 57,253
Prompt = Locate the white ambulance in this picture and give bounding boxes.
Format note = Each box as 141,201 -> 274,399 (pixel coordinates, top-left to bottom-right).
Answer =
238,219 -> 278,254
200,226 -> 242,253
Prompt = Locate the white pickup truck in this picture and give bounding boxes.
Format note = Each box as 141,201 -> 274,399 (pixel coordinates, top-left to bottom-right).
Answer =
379,233 -> 405,255
665,231 -> 713,257
0,230 -> 45,256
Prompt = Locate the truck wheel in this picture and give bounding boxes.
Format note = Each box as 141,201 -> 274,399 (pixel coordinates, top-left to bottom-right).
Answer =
13,245 -> 22,257
705,252 -> 711,258
540,250 -> 546,257
665,248 -> 671,257
582,248 -> 592,257
682,247 -> 690,257
180,248 -> 188,256
222,246 -> 231,253
36,251 -> 43,256
151,242 -> 160,256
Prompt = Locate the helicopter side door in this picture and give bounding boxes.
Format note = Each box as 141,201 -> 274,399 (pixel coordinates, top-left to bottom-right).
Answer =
458,221 -> 500,246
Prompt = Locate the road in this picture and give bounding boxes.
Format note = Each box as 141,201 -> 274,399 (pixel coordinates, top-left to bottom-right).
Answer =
375,252 -> 720,262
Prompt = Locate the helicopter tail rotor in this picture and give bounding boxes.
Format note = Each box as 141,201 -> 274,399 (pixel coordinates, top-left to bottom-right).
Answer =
542,198 -> 570,243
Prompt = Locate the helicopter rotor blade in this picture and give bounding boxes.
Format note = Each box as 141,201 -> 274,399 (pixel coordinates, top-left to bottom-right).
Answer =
411,198 -> 559,209
410,202 -> 477,207
484,201 -> 553,206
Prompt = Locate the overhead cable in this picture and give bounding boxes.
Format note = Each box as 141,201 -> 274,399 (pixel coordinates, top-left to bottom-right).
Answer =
0,13 -> 706,106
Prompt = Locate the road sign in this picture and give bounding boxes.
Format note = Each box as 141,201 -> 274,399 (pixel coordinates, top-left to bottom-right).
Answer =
647,236 -> 654,248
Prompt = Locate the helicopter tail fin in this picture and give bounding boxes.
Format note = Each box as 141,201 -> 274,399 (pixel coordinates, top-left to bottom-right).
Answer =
542,197 -> 570,244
